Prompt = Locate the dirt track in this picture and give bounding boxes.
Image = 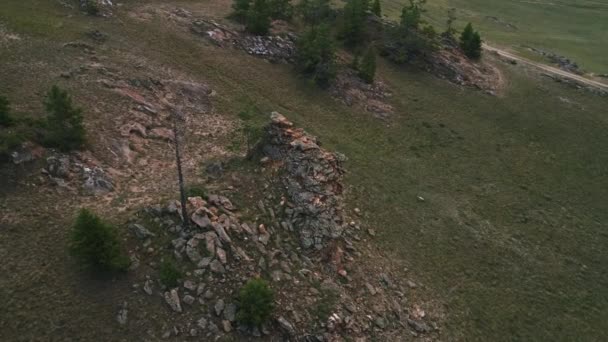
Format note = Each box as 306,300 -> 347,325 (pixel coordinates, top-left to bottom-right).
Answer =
483,43 -> 608,91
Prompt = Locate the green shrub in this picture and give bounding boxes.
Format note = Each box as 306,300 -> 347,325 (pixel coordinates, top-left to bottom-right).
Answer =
159,259 -> 182,288
460,22 -> 482,59
69,209 -> 129,273
185,185 -> 207,198
236,278 -> 274,327
381,0 -> 437,64
0,95 -> 14,127
296,24 -> 336,87
44,85 -> 86,151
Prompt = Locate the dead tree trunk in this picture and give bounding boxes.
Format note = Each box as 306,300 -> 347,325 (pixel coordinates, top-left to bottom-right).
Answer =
172,111 -> 189,228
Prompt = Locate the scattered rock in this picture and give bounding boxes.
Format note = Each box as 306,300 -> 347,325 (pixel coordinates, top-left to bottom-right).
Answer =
407,318 -> 431,333
183,294 -> 195,305
224,303 -> 237,322
209,259 -> 226,274
143,279 -> 154,295
164,289 -> 182,313
129,223 -> 156,240
116,301 -> 128,325
215,299 -> 225,316
277,316 -> 296,336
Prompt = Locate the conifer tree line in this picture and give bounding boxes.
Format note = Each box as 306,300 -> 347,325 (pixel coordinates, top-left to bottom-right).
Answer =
228,0 -> 483,86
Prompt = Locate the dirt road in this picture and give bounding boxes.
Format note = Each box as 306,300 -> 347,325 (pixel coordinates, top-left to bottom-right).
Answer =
483,43 -> 608,91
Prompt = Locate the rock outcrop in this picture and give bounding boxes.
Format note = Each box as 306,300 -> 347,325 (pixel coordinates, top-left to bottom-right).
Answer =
263,112 -> 347,249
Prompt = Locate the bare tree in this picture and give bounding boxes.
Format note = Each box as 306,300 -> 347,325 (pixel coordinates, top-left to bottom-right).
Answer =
171,109 -> 189,228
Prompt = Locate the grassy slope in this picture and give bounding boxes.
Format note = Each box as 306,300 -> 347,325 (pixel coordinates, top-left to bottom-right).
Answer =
1,0 -> 607,341
380,0 -> 608,73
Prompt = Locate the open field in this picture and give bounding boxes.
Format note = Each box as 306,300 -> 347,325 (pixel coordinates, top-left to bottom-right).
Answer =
1,0 -> 607,341
380,0 -> 608,74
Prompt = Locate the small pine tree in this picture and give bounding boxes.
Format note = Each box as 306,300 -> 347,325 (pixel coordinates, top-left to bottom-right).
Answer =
232,0 -> 252,22
236,278 -> 274,327
371,0 -> 381,17
0,95 -> 14,127
460,22 -> 482,59
44,85 -> 86,151
358,47 -> 376,83
69,209 -> 129,273
246,0 -> 271,35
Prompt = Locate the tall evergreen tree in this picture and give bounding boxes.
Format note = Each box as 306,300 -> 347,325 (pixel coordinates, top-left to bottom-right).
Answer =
460,22 -> 482,59
341,0 -> 368,46
44,85 -> 86,151
371,0 -> 381,17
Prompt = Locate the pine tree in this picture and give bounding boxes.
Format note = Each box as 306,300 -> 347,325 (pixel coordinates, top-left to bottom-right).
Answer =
0,95 -> 13,127
44,85 -> 86,151
341,0 -> 367,46
69,209 -> 129,273
246,0 -> 271,35
358,46 -> 376,83
460,22 -> 482,59
371,0 -> 381,17
232,0 -> 252,22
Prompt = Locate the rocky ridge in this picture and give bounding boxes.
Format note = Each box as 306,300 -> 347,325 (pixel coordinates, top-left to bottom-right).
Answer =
121,113 -> 439,340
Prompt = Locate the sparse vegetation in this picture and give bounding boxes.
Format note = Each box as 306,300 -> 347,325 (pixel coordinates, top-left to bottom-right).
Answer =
68,209 -> 129,273
185,185 -> 208,198
460,23 -> 482,59
43,85 -> 86,151
236,278 -> 274,327
381,0 -> 438,63
295,24 -> 336,87
0,95 -> 14,127
159,259 -> 182,288
238,107 -> 264,156
357,46 -> 377,83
